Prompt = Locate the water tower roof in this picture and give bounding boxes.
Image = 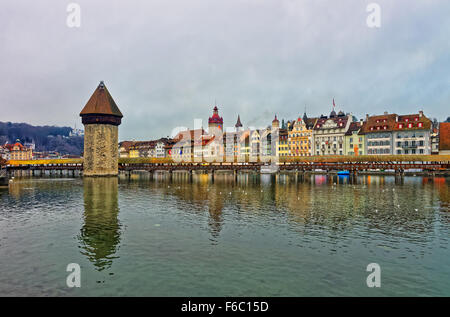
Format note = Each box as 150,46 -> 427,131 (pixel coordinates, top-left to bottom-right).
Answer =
80,81 -> 123,118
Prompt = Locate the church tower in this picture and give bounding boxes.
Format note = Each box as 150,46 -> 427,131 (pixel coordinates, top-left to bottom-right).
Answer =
272,114 -> 280,130
80,81 -> 123,177
235,115 -> 243,132
208,106 -> 223,134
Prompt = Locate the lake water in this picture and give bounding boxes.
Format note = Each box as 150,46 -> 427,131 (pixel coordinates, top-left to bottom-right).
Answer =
0,173 -> 449,296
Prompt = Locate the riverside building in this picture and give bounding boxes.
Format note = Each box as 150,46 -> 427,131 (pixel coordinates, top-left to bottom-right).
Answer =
311,102 -> 353,156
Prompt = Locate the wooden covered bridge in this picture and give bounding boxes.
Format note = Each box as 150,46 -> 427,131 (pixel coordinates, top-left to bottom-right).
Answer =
2,155 -> 450,177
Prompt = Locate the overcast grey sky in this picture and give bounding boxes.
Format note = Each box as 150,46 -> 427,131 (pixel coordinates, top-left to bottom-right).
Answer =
0,0 -> 449,141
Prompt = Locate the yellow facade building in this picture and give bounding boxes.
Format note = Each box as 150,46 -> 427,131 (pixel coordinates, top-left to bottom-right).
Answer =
288,117 -> 313,157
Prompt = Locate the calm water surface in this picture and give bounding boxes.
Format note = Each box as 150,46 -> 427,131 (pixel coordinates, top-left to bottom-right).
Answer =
0,173 -> 449,296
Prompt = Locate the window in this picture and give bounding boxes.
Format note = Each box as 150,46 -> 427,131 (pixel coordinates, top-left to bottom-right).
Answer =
418,122 -> 423,128
408,123 -> 413,128
398,123 -> 403,129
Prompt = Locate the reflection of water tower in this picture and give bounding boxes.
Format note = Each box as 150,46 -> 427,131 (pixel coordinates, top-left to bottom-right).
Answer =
79,177 -> 121,271
207,190 -> 224,239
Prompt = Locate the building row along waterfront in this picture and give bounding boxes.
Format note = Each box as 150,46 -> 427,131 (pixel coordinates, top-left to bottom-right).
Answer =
116,103 -> 449,160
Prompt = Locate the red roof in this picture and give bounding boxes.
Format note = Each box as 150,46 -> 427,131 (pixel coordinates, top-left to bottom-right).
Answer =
272,115 -> 279,123
4,143 -> 25,151
208,106 -> 223,125
345,121 -> 362,135
174,129 -> 205,142
314,115 -> 349,130
359,113 -> 431,134
194,135 -> 215,147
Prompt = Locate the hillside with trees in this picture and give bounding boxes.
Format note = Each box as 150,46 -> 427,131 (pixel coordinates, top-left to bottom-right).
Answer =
0,122 -> 83,155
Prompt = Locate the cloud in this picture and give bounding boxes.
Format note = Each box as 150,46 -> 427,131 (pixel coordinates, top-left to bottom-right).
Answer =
0,0 -> 449,141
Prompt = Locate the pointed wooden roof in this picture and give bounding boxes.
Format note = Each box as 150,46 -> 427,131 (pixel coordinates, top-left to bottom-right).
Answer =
80,81 -> 123,118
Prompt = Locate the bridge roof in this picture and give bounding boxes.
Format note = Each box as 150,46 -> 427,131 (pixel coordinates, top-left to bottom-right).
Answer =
80,81 -> 123,118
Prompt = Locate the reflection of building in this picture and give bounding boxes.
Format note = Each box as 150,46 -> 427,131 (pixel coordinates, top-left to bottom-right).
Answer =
79,177 -> 121,271
207,189 -> 224,240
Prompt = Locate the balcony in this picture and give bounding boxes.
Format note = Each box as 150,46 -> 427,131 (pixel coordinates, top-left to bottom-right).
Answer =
400,144 -> 417,149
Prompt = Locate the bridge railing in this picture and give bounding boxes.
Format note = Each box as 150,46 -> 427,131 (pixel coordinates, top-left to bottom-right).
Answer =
4,155 -> 450,168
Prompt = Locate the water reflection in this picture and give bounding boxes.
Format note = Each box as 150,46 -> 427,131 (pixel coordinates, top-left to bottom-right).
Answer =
126,172 -> 450,239
79,177 -> 121,271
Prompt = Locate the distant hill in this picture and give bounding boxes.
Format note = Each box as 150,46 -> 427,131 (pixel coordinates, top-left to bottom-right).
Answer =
0,122 -> 83,155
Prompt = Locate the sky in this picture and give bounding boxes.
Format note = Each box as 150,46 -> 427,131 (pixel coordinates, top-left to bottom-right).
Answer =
0,0 -> 449,141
